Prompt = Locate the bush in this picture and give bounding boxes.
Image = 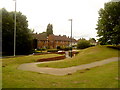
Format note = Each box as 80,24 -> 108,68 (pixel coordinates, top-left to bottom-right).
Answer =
57,46 -> 61,50
37,48 -> 46,51
63,47 -> 69,51
47,49 -> 58,52
90,45 -> 95,47
107,45 -> 120,50
69,52 -> 73,57
72,45 -> 77,48
77,40 -> 90,49
60,47 -> 72,51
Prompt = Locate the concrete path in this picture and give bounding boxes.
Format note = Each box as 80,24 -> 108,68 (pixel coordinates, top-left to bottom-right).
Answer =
17,57 -> 119,76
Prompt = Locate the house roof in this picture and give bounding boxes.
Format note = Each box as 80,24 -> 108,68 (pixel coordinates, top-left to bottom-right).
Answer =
49,34 -> 77,42
33,33 -> 77,42
32,33 -> 47,40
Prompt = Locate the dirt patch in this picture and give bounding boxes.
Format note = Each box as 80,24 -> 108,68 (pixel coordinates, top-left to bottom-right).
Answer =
73,81 -> 80,84
115,77 -> 120,80
85,68 -> 90,70
80,71 -> 85,73
2,65 -> 6,67
67,73 -> 72,75
72,80 -> 89,84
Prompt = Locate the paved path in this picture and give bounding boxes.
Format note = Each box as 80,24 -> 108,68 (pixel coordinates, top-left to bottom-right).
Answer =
17,57 -> 119,76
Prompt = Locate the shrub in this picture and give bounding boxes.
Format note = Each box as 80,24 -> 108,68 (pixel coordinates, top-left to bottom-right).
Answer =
47,49 -> 58,52
69,52 -> 73,57
57,46 -> 61,50
77,40 -> 90,49
37,48 -> 46,51
90,45 -> 95,47
72,45 -> 77,48
107,45 -> 120,50
64,47 -> 70,51
60,47 -> 72,51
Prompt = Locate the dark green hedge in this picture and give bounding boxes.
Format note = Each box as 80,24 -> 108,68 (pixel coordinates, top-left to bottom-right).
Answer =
57,46 -> 72,51
107,45 -> 120,50
37,48 -> 46,51
47,49 -> 58,52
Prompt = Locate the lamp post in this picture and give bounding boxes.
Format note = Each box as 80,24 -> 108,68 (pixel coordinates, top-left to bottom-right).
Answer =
13,0 -> 16,56
68,19 -> 72,58
47,36 -> 49,49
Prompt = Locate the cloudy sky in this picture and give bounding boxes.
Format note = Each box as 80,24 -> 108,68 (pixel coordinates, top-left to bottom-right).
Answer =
1,0 -> 111,40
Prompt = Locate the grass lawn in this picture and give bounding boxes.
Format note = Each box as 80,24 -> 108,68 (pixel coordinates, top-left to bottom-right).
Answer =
2,54 -> 62,66
37,45 -> 119,68
2,46 -> 119,88
2,60 -> 118,88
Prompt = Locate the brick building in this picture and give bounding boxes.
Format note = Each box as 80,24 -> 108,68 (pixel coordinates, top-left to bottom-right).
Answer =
33,33 -> 47,49
33,33 -> 77,49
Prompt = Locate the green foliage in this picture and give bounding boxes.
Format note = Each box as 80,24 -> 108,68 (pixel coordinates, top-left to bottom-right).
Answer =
57,46 -> 72,51
57,46 -> 61,50
37,48 -> 46,51
106,45 -> 120,50
46,23 -> 53,36
96,2 -> 120,45
33,48 -> 47,53
47,49 -> 58,52
33,39 -> 37,49
65,47 -> 72,51
2,8 -> 33,55
89,38 -> 96,42
77,39 -> 90,49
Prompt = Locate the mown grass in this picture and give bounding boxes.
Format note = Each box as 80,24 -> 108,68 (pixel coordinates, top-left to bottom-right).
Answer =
37,45 -> 119,68
2,54 -> 62,66
2,46 -> 119,88
2,61 -> 118,88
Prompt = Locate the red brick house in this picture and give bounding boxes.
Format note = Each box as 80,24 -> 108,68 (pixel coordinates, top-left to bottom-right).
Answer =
33,33 -> 48,49
33,33 -> 77,49
48,34 -> 70,48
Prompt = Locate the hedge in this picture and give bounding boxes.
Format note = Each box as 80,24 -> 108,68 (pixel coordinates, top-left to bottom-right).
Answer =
47,49 -> 58,52
107,45 -> 120,50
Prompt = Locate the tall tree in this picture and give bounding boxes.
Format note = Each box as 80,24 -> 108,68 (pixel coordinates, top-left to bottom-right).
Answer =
2,8 -> 33,55
96,2 -> 120,45
46,23 -> 53,36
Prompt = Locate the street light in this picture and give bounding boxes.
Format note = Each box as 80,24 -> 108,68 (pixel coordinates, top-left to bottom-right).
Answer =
13,0 -> 16,56
47,36 -> 49,49
68,19 -> 72,58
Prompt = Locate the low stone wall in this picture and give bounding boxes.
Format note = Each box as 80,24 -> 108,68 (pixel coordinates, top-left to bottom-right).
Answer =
33,52 -> 66,55
56,52 -> 65,54
37,55 -> 66,62
72,51 -> 79,54
34,51 -> 78,55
